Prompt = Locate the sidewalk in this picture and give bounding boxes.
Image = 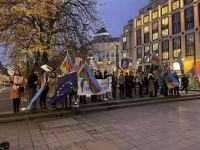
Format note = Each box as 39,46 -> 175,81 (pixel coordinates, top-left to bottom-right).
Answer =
0,90 -> 200,123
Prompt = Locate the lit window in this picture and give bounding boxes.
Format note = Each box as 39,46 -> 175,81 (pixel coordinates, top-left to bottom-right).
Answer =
153,43 -> 159,51
162,6 -> 168,15
144,26 -> 149,33
173,36 -> 181,58
162,17 -> 169,26
123,53 -> 127,58
153,33 -> 158,40
162,29 -> 169,37
137,19 -> 141,27
173,62 -> 181,71
163,52 -> 169,60
123,37 -> 127,42
172,0 -> 180,10
144,16 -> 149,24
124,28 -> 129,33
144,46 -> 150,62
152,11 -> 158,20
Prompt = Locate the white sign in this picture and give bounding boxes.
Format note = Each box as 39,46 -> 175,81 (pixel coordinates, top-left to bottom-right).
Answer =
78,77 -> 112,96
41,64 -> 53,72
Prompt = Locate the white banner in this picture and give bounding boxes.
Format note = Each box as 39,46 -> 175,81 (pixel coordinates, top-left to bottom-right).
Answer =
78,77 -> 112,96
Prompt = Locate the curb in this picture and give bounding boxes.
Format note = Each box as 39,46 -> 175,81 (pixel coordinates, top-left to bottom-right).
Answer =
0,95 -> 200,123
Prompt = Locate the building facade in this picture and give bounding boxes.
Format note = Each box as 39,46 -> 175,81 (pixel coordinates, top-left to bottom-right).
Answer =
87,27 -> 122,73
128,0 -> 200,73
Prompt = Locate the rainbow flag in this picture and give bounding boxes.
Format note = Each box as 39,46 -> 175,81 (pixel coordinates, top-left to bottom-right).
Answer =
79,64 -> 101,94
177,51 -> 184,74
165,67 -> 179,89
187,65 -> 200,89
60,55 -> 74,74
150,53 -> 161,67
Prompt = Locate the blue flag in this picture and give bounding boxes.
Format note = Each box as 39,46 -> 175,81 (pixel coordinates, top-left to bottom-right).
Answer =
48,71 -> 78,105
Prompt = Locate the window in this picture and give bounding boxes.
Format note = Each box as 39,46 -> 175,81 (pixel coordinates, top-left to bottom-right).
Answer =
162,17 -> 169,37
153,33 -> 159,40
111,53 -> 115,57
152,43 -> 159,55
162,40 -> 169,60
144,46 -> 150,62
152,11 -> 158,20
172,0 -> 180,10
136,29 -> 142,45
198,3 -> 200,26
123,36 -> 127,50
173,37 -> 181,58
152,22 -> 158,40
184,0 -> 193,5
124,28 -> 128,33
144,26 -> 150,43
144,16 -> 149,24
137,19 -> 141,27
162,6 -> 168,15
185,33 -> 195,56
185,7 -> 194,30
106,53 -> 109,58
172,12 -> 181,34
137,48 -> 142,64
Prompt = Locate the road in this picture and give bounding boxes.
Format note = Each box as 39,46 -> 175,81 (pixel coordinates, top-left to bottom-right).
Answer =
0,86 -> 12,113
1,99 -> 200,150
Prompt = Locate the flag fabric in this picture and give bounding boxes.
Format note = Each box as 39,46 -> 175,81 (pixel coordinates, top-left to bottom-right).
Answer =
79,64 -> 101,94
160,61 -> 169,77
165,67 -> 179,89
27,72 -> 47,110
177,51 -> 184,74
48,71 -> 78,105
60,55 -> 74,74
187,65 -> 200,89
150,53 -> 161,67
75,57 -> 83,69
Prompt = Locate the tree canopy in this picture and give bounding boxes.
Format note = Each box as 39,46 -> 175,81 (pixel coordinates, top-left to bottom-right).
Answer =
0,0 -> 100,64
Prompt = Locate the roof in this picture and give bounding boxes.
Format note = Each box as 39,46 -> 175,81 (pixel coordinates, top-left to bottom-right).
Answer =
95,27 -> 109,34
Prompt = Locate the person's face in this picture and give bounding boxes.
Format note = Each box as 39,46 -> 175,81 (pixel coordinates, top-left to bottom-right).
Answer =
51,72 -> 56,78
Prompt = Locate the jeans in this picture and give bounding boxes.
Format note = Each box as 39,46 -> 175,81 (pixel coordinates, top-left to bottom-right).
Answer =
13,98 -> 20,113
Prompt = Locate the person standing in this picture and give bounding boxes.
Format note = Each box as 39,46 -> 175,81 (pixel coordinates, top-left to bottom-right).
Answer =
27,69 -> 38,110
119,71 -> 125,99
111,72 -> 117,99
173,72 -> 180,96
144,72 -> 149,95
128,71 -> 134,98
138,72 -> 144,97
154,78 -> 159,97
148,75 -> 154,97
103,70 -> 111,101
181,74 -> 189,93
10,69 -> 25,113
125,72 -> 129,98
39,71 -> 48,111
47,71 -> 57,108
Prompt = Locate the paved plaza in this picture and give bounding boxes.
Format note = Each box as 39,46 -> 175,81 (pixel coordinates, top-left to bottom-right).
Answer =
1,99 -> 200,150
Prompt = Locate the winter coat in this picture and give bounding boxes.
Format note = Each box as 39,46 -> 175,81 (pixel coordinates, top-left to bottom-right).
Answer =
10,75 -> 25,99
148,78 -> 154,93
47,77 -> 57,98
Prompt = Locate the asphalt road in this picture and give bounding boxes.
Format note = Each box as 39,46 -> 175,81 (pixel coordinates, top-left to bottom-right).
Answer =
1,99 -> 200,149
0,86 -> 12,113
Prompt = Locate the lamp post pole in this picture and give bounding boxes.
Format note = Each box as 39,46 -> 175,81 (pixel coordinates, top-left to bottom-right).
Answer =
116,41 -> 119,77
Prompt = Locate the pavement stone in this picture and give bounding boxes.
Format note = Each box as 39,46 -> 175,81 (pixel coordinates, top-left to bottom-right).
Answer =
1,99 -> 200,149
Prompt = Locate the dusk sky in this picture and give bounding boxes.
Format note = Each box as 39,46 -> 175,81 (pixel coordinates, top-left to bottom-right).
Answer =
100,0 -> 148,37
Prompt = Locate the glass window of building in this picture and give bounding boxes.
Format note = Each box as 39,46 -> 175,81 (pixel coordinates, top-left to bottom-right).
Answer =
153,33 -> 158,41
136,29 -> 142,46
173,36 -> 181,58
137,48 -> 142,64
137,19 -> 141,27
111,53 -> 115,57
152,22 -> 158,32
152,11 -> 158,20
123,36 -> 127,50
185,33 -> 195,56
162,6 -> 168,15
184,7 -> 194,30
152,43 -> 159,55
144,26 -> 150,43
144,15 -> 149,24
144,46 -> 150,62
172,12 -> 181,34
162,17 -> 169,37
184,0 -> 193,5
162,40 -> 169,60
172,0 -> 180,10
198,3 -> 200,26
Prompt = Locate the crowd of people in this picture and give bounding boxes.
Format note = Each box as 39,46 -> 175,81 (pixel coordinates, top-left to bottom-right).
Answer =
9,68 -> 190,113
